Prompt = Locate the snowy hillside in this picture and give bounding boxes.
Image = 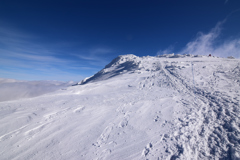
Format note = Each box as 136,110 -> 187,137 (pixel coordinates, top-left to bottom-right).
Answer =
0,54 -> 240,159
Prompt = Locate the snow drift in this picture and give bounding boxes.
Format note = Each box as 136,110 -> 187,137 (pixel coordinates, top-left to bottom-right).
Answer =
0,54 -> 240,159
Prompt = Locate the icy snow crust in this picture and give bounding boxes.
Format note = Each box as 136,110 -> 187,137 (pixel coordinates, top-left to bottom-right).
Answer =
1,54 -> 240,159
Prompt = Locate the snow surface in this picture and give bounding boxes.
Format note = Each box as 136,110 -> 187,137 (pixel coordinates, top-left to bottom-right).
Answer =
0,54 -> 240,159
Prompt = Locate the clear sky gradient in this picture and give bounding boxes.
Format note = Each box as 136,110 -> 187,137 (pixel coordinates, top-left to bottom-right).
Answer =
0,0 -> 240,81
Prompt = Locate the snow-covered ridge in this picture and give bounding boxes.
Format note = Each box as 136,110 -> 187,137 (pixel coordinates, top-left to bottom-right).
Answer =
78,53 -> 229,85
157,53 -> 203,58
79,54 -> 141,85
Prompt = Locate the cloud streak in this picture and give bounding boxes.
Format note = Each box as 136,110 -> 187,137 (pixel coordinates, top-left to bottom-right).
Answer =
178,20 -> 225,56
0,78 -> 75,102
72,47 -> 115,67
157,45 -> 174,55
158,18 -> 240,59
0,26 -> 101,81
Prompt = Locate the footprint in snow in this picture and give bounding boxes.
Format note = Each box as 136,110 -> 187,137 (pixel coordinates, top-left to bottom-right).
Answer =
142,143 -> 152,157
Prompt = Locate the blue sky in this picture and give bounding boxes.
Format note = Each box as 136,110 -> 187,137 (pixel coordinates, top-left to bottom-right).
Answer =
0,0 -> 240,81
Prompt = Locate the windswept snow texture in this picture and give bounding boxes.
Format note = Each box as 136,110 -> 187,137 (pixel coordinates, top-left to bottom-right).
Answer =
0,54 -> 240,160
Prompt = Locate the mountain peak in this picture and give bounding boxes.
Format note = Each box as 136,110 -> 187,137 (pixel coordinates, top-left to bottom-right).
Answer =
79,54 -> 140,85
105,54 -> 138,68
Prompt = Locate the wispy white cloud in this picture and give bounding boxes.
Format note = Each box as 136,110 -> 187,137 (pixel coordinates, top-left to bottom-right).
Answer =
0,23 -> 120,81
225,0 -> 229,4
1,50 -> 65,63
159,18 -> 240,59
213,39 -> 240,58
0,26 -> 95,81
178,20 -> 225,56
0,28 -> 68,64
0,48 -> 80,75
157,45 -> 174,55
72,47 -> 115,67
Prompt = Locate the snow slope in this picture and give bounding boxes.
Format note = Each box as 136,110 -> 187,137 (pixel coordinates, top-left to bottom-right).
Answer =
0,54 -> 240,159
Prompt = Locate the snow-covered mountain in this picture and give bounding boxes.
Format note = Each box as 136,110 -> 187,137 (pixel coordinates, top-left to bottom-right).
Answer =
0,54 -> 240,159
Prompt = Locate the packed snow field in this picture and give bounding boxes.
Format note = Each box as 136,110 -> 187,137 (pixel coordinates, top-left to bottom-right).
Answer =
0,54 -> 240,159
